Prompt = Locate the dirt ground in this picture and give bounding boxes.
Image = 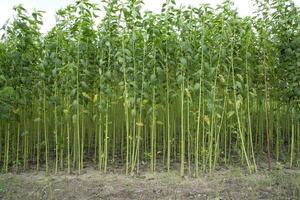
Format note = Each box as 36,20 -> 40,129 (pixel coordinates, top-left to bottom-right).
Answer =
0,167 -> 299,200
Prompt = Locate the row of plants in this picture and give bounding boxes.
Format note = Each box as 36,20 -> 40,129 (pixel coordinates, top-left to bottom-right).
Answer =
0,0 -> 299,176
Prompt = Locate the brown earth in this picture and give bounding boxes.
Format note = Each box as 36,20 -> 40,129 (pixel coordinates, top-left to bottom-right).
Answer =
0,167 -> 299,200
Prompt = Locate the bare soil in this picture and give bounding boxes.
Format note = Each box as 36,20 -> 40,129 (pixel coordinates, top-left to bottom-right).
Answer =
0,167 -> 299,200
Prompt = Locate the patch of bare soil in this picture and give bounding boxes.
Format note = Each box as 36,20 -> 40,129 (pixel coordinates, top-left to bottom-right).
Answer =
0,168 -> 299,199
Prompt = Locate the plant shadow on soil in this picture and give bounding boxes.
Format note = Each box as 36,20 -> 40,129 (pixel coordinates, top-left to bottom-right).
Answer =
0,162 -> 299,200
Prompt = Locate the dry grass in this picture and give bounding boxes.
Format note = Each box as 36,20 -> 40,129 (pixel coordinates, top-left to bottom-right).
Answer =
0,167 -> 299,199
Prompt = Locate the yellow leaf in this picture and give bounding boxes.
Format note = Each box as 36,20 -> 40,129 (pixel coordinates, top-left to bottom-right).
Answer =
93,94 -> 98,103
185,88 -> 191,98
136,122 -> 144,127
204,115 -> 210,125
82,92 -> 91,100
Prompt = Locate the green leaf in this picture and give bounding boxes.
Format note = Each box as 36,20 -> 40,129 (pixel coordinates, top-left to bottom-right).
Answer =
194,83 -> 200,91
227,111 -> 235,118
180,57 -> 187,66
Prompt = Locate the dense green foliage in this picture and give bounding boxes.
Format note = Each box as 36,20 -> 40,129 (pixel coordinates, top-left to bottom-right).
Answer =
0,0 -> 299,176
